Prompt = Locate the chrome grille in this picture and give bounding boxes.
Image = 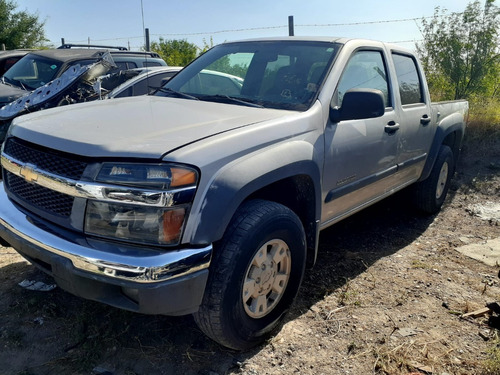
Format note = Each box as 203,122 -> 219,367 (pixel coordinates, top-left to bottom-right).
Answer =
6,173 -> 74,217
3,137 -> 87,180
3,137 -> 87,219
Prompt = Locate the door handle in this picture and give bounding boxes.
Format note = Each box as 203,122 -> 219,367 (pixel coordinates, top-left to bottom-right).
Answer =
385,121 -> 400,134
420,114 -> 431,125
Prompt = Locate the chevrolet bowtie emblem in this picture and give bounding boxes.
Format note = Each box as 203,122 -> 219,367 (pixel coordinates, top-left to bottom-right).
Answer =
19,164 -> 39,183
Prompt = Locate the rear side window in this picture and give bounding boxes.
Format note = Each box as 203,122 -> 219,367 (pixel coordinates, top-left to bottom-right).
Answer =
337,50 -> 391,107
4,57 -> 21,72
392,53 -> 424,105
143,61 -> 162,67
115,61 -> 138,70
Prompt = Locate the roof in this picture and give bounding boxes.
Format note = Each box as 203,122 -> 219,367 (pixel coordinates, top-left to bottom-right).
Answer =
220,36 -> 414,54
0,50 -> 33,58
19,48 -> 166,65
223,36 -> 347,44
26,48 -> 108,62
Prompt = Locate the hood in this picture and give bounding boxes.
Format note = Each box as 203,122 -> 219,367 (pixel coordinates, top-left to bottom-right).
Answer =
0,82 -> 28,106
10,96 -> 288,158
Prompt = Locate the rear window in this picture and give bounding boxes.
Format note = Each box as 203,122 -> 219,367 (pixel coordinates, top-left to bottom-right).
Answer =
392,53 -> 424,105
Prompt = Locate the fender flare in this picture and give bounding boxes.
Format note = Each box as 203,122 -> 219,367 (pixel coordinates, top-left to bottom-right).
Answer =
183,140 -> 322,247
419,113 -> 465,182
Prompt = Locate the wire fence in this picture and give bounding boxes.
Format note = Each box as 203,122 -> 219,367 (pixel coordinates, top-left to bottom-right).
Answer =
61,15 -> 435,50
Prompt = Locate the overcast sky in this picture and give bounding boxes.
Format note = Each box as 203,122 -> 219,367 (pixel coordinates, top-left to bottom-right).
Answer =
15,0 -> 481,51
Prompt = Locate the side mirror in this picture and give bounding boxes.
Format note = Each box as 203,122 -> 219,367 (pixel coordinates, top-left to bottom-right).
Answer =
330,89 -> 385,123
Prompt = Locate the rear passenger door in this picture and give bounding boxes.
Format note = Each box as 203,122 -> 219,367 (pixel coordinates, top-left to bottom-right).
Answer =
391,53 -> 434,180
322,49 -> 401,224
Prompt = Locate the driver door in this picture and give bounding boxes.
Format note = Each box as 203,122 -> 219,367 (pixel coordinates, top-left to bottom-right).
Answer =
321,49 -> 401,225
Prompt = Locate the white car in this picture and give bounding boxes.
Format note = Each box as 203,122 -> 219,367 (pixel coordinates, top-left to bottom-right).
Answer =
108,67 -> 244,99
107,66 -> 183,98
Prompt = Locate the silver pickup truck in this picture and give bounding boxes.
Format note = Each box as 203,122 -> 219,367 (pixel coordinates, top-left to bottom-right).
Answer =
0,37 -> 468,350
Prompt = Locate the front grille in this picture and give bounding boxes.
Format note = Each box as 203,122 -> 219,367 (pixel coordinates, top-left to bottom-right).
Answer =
3,137 -> 87,219
6,173 -> 74,217
3,137 -> 87,180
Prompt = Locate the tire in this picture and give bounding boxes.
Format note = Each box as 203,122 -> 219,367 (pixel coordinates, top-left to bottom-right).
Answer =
414,145 -> 454,214
0,237 -> 10,247
193,199 -> 307,350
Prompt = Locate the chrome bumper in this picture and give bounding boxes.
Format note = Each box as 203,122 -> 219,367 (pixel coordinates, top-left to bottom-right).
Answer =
0,182 -> 212,284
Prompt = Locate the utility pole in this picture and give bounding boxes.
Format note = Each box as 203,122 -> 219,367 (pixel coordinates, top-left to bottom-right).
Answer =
288,15 -> 294,36
145,28 -> 150,51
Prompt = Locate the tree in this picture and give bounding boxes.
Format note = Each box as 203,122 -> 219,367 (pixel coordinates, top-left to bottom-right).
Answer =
0,0 -> 47,49
150,38 -> 198,66
417,0 -> 500,100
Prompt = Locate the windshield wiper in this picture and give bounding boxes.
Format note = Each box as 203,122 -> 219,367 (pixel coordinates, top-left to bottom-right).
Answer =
1,76 -> 29,91
156,87 -> 199,100
0,77 -> 14,87
199,95 -> 264,108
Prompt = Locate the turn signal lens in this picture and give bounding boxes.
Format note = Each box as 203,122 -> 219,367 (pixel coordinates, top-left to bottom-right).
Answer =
170,167 -> 197,187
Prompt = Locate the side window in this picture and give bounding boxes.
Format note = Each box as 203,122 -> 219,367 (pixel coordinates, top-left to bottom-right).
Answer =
337,50 -> 390,107
143,61 -> 161,67
114,62 -> 128,70
392,53 -> 424,105
4,57 -> 21,72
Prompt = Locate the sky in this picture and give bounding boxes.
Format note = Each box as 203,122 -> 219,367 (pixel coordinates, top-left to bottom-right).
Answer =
14,0 -> 481,52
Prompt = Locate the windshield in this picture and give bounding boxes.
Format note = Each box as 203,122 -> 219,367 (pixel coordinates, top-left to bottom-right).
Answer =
157,40 -> 340,111
2,54 -> 63,90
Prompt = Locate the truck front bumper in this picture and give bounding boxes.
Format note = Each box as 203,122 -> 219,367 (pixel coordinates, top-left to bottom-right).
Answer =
0,183 -> 212,316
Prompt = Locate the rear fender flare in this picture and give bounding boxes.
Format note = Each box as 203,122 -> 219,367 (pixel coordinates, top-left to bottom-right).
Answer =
419,114 -> 465,182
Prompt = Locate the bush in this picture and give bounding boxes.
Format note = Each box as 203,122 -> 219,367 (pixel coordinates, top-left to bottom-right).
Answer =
466,97 -> 500,145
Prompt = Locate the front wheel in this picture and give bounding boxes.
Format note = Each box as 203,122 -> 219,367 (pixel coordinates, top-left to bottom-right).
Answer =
193,199 -> 306,350
413,145 -> 454,214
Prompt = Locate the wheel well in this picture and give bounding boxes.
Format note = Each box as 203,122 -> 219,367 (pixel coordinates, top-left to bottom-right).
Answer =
246,175 -> 318,267
442,130 -> 462,170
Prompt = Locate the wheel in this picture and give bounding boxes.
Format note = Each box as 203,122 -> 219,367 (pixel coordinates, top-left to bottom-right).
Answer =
193,199 -> 306,350
414,145 -> 454,214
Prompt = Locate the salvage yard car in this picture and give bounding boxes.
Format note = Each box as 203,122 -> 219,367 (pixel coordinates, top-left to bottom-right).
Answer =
105,66 -> 183,98
0,49 -> 32,75
107,67 -> 245,98
0,46 -> 166,106
0,37 -> 468,350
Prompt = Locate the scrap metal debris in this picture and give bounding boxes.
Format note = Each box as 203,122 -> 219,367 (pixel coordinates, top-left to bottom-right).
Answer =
18,279 -> 56,292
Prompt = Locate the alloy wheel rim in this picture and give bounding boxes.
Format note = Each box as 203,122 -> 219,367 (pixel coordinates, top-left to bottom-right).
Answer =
436,161 -> 449,199
242,239 -> 291,319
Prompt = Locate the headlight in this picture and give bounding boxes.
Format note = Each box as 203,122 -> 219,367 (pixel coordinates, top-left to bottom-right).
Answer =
96,163 -> 197,189
84,163 -> 198,246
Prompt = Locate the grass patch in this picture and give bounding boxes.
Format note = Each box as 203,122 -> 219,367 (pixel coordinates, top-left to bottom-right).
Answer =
465,98 -> 500,149
482,333 -> 500,374
411,259 -> 430,269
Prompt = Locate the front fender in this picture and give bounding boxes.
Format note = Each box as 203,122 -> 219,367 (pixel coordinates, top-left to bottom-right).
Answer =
183,140 -> 322,245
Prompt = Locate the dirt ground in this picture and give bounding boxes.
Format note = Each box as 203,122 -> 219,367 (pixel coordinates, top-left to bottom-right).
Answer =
1,134 -> 499,375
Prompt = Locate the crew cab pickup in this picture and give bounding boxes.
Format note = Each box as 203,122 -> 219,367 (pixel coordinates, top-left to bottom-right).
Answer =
0,37 -> 468,350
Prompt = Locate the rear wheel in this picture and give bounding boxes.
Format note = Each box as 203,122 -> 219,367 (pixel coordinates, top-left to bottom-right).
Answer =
414,145 -> 454,214
194,199 -> 306,350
